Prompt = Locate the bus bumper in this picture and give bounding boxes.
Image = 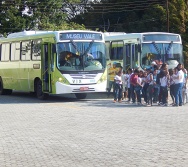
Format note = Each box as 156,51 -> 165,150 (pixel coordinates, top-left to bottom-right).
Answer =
55,81 -> 107,94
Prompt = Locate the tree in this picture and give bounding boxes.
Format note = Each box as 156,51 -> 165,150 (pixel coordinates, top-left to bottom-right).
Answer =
0,0 -> 86,35
169,0 -> 188,33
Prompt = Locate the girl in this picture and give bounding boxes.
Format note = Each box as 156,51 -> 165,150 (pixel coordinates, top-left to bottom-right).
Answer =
113,71 -> 123,103
169,68 -> 175,105
159,70 -> 169,106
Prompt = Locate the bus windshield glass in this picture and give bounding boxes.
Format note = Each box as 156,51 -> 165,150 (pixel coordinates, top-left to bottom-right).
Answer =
57,42 -> 106,71
141,43 -> 183,69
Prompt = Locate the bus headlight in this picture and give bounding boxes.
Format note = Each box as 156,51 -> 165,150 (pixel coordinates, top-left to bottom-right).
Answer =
58,77 -> 63,82
58,77 -> 70,85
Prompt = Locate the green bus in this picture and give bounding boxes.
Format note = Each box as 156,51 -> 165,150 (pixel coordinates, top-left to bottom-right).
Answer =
0,30 -> 107,99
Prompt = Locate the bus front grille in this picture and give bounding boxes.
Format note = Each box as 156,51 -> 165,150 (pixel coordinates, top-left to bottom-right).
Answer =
70,74 -> 97,79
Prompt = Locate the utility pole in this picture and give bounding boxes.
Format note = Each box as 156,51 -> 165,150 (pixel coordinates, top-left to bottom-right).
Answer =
166,0 -> 169,32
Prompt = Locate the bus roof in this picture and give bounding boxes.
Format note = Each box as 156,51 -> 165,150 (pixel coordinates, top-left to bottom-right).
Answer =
7,31 -> 53,38
104,32 -> 126,36
0,30 -> 104,43
104,32 -> 181,43
7,30 -> 103,39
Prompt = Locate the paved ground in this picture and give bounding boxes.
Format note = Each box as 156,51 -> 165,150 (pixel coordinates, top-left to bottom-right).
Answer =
0,92 -> 188,167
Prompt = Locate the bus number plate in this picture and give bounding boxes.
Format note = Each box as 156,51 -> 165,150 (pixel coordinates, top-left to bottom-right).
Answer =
80,87 -> 89,91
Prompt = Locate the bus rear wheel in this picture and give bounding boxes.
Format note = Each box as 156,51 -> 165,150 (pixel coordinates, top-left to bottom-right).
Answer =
75,93 -> 87,99
0,78 -> 5,95
36,80 -> 49,100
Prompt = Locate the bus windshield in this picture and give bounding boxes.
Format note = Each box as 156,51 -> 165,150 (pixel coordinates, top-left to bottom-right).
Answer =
57,42 -> 106,71
141,43 -> 183,69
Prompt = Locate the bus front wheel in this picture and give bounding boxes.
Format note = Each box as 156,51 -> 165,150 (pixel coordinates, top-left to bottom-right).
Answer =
75,93 -> 87,99
36,80 -> 49,100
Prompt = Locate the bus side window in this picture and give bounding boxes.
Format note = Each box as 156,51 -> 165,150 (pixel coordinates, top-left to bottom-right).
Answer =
105,42 -> 110,60
1,43 -> 10,61
11,42 -> 20,61
21,41 -> 31,61
32,39 -> 41,60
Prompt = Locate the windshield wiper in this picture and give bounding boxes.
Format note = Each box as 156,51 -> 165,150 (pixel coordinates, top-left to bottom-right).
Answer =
70,40 -> 81,54
165,41 -> 173,55
80,40 -> 94,70
81,40 -> 94,57
152,42 -> 162,60
152,42 -> 161,59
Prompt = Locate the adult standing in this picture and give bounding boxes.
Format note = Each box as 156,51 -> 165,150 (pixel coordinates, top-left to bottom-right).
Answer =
130,69 -> 140,104
107,62 -> 119,97
173,63 -> 184,106
113,71 -> 123,103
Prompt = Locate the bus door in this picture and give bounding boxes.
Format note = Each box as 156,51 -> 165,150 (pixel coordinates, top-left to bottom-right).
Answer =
123,43 -> 139,70
42,43 -> 50,92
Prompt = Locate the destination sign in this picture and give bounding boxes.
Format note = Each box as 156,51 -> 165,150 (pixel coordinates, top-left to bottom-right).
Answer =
60,32 -> 102,40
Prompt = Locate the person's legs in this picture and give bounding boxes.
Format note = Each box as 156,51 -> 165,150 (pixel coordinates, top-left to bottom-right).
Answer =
136,89 -> 141,103
178,83 -> 183,106
143,83 -> 149,103
113,83 -> 118,102
130,84 -> 135,103
160,87 -> 165,104
118,85 -> 123,102
146,85 -> 153,104
173,84 -> 179,106
170,85 -> 175,104
107,81 -> 113,97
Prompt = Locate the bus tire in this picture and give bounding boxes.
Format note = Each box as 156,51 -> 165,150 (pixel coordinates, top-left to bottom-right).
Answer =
4,89 -> 12,95
36,80 -> 49,100
0,78 -> 6,95
75,93 -> 87,99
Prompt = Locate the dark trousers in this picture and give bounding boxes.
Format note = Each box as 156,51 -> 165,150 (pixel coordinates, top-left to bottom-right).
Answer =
114,83 -> 123,101
143,83 -> 149,103
127,88 -> 131,101
135,86 -> 142,103
170,84 -> 175,103
130,84 -> 136,103
160,86 -> 168,104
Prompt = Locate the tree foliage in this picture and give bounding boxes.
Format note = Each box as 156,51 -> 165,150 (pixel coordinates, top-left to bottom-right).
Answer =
0,0 -> 86,35
1,0 -> 188,68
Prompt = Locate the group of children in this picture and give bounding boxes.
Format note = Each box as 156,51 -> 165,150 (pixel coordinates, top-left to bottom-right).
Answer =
110,62 -> 188,107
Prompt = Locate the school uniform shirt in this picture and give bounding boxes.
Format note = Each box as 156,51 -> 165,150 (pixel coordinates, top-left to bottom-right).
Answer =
114,75 -> 122,84
160,76 -> 168,87
127,73 -> 133,88
174,70 -> 184,84
137,77 -> 142,86
146,73 -> 154,85
122,74 -> 128,88
141,76 -> 147,86
170,75 -> 175,85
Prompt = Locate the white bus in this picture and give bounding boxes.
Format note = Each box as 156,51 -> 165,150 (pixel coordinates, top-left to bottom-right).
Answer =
0,30 -> 107,99
104,32 -> 183,71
